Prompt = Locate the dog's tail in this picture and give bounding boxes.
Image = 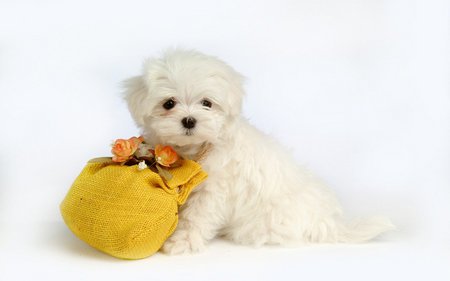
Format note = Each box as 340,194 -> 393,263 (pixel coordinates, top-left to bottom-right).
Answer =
337,216 -> 395,243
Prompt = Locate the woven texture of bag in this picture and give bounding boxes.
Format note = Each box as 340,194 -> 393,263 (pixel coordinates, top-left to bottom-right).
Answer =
60,159 -> 207,260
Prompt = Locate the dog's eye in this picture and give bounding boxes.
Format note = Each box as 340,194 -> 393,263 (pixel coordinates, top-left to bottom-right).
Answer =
163,98 -> 176,110
201,99 -> 212,108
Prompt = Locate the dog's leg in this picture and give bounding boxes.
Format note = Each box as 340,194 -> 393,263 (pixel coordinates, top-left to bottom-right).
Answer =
161,185 -> 226,255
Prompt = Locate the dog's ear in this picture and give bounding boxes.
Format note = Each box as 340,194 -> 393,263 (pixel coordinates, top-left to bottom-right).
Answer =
122,76 -> 149,127
225,71 -> 245,116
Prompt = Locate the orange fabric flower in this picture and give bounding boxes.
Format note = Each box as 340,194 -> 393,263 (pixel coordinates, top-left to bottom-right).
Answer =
155,145 -> 179,167
111,136 -> 144,163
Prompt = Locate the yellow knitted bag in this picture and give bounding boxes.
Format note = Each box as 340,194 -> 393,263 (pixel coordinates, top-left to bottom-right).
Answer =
60,158 -> 207,260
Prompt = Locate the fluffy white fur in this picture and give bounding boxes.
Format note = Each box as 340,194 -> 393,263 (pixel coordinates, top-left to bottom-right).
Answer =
123,49 -> 394,254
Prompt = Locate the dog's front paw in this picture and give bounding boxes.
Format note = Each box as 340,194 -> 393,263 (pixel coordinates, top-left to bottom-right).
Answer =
162,230 -> 206,255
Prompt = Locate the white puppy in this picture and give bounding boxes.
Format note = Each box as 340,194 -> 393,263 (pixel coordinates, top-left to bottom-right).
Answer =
124,49 -> 393,254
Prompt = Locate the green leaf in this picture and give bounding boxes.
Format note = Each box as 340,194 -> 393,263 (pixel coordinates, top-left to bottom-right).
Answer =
156,165 -> 173,181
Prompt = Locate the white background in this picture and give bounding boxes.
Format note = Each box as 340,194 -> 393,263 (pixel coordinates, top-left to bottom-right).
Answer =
1,0 -> 449,280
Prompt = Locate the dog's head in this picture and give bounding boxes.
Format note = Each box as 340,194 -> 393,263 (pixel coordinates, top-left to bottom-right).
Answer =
123,49 -> 244,147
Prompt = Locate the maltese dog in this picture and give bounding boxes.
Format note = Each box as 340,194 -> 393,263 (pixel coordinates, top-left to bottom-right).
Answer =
123,49 -> 393,254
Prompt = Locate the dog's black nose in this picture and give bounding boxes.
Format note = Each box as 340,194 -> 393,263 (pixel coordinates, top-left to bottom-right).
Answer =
182,117 -> 197,129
